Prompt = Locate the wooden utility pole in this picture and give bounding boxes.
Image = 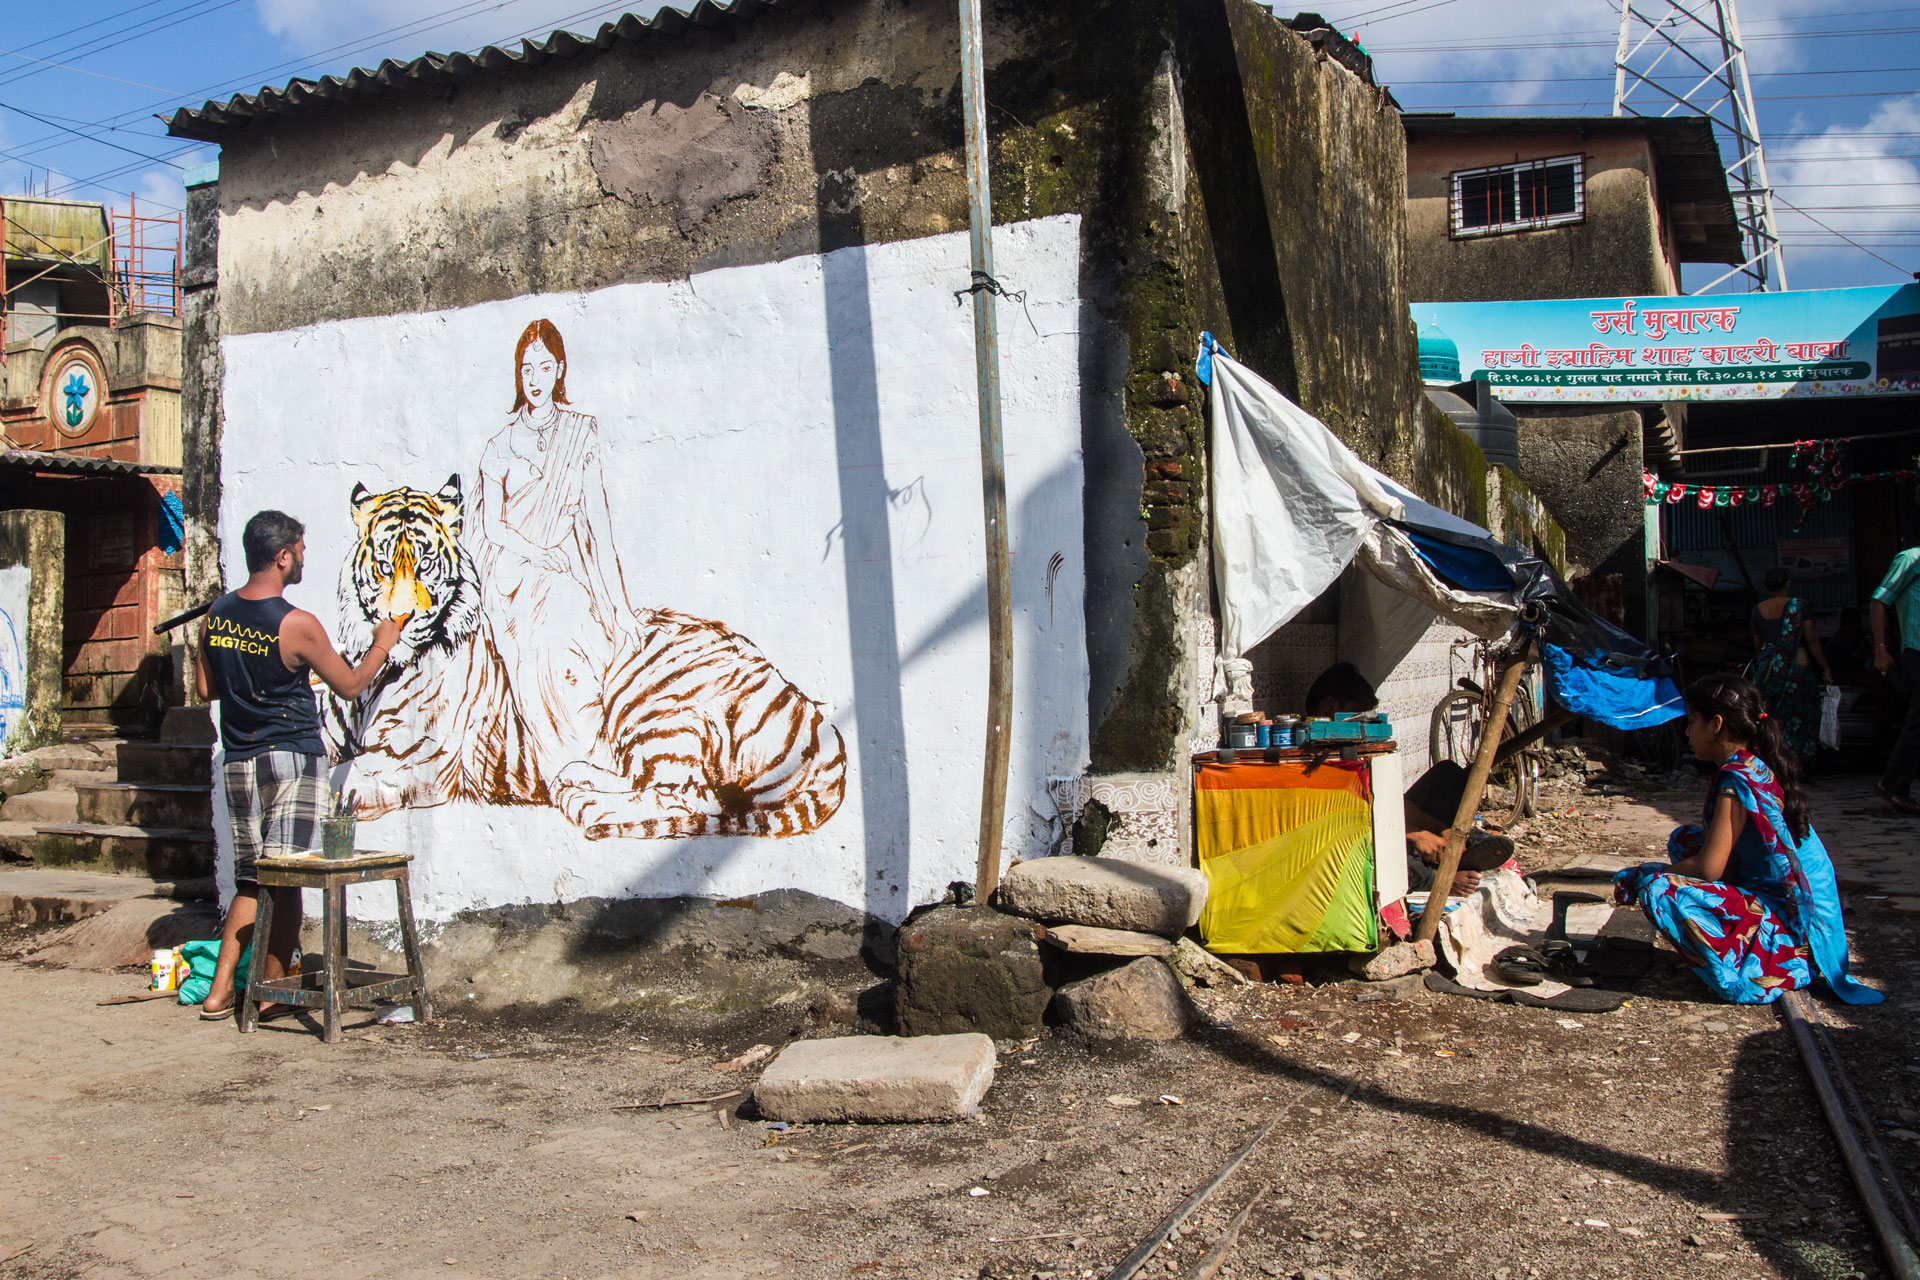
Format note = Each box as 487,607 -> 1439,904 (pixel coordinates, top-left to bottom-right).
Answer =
1412,649 -> 1533,945
957,0 -> 1013,900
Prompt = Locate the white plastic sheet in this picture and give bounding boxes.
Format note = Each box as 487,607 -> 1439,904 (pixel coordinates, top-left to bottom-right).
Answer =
1207,347 -> 1519,662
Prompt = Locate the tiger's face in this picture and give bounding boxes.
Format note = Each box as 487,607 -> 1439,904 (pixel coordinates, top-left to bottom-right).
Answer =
344,476 -> 478,665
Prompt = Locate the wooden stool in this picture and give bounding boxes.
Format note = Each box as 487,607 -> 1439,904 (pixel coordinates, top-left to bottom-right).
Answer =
241,851 -> 433,1043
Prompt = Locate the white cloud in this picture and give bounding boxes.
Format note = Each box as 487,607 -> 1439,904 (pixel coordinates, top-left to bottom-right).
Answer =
1769,97 -> 1920,286
253,0 -> 667,59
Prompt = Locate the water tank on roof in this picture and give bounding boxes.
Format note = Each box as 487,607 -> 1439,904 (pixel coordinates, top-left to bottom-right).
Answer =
1426,380 -> 1520,472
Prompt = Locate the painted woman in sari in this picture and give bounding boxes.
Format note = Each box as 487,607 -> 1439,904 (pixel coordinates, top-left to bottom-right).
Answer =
1749,565 -> 1833,767
1614,674 -> 1881,1007
473,319 -> 633,780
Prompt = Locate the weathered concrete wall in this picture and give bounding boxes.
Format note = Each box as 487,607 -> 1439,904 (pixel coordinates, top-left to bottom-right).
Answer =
1514,407 -> 1646,633
1405,129 -> 1677,304
0,509 -> 64,749
196,0 -> 1475,907
180,175 -> 223,701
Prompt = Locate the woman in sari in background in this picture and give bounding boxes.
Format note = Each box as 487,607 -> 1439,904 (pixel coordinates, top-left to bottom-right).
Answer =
1749,566 -> 1833,769
1614,675 -> 1881,1007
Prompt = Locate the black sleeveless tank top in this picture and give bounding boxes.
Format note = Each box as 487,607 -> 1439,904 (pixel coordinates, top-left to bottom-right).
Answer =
204,592 -> 325,761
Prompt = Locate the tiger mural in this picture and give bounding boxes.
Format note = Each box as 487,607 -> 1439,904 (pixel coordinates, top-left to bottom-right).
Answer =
324,476 -> 847,840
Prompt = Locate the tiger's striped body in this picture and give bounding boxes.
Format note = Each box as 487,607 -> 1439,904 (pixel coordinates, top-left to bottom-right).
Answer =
325,478 -> 846,840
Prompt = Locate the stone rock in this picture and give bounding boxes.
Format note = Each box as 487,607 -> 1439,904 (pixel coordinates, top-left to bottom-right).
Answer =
1037,924 -> 1171,957
894,904 -> 1049,1040
994,856 -> 1207,937
753,1033 -> 995,1123
29,896 -> 220,970
0,757 -> 49,800
1167,936 -> 1251,990
1348,972 -> 1425,1002
1349,939 -> 1435,981
1051,956 -> 1190,1040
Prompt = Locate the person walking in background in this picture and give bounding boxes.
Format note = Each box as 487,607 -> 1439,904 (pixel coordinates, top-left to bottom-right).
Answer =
1749,566 -> 1833,773
1871,539 -> 1920,815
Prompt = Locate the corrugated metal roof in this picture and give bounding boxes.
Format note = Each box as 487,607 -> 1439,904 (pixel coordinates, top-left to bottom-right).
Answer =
0,449 -> 180,477
1402,114 -> 1743,266
1,197 -> 112,275
162,1 -> 802,144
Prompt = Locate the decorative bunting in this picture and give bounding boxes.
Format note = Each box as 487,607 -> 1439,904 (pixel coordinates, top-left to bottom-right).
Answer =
1645,466 -> 1913,508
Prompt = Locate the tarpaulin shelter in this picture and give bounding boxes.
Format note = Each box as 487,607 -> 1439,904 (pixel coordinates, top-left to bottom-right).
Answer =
1197,332 -> 1683,731
1194,334 -> 1682,950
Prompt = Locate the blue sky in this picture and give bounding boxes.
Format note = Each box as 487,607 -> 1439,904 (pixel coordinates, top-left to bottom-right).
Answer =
1,0 -> 1915,292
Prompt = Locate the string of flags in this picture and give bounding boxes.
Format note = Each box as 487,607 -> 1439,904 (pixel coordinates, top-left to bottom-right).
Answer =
1644,466 -> 1913,509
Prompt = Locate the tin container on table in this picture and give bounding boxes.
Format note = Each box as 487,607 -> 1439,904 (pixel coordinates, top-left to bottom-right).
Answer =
1272,715 -> 1299,748
1223,722 -> 1258,750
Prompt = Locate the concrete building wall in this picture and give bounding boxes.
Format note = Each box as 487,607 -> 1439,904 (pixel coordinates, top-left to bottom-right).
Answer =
0,509 -> 64,749
193,0 -> 1480,922
1406,129 -> 1679,304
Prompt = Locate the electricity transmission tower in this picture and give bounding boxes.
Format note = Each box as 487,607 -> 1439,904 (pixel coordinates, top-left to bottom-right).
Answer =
1613,0 -> 1786,293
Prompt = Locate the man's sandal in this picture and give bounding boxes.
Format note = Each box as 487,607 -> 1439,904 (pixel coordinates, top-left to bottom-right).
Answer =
198,1003 -> 233,1022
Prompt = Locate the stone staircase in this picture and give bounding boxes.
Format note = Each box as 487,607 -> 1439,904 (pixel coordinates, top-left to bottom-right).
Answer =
0,710 -> 215,879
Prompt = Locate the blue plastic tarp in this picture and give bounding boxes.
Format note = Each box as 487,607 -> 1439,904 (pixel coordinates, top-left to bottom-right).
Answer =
1541,642 -> 1685,731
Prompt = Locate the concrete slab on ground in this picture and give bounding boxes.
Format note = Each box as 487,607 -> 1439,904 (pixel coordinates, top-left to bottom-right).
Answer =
0,868 -> 209,926
754,1033 -> 996,1122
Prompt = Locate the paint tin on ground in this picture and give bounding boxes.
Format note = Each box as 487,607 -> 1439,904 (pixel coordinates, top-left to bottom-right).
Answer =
150,949 -> 176,992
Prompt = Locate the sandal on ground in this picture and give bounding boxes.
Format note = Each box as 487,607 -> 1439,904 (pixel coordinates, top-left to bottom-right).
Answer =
254,1002 -> 302,1023
198,1002 -> 233,1022
1877,783 -> 1920,815
1491,945 -> 1551,987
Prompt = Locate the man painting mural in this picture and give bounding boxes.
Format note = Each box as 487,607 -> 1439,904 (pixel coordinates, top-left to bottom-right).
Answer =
1871,536 -> 1920,816
194,511 -> 403,1020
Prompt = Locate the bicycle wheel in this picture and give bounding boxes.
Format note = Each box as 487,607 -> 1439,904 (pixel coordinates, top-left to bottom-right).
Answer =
1429,690 -> 1483,772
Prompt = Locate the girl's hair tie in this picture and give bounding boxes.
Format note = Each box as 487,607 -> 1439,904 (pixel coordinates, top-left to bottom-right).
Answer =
1758,712 -> 1768,720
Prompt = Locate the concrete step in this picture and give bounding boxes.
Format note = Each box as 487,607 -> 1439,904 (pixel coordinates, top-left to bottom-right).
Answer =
76,781 -> 212,830
160,706 -> 216,746
0,867 -> 215,927
115,742 -> 212,787
1,788 -> 78,824
0,820 -> 38,861
23,743 -> 115,774
49,769 -> 110,791
28,823 -> 216,880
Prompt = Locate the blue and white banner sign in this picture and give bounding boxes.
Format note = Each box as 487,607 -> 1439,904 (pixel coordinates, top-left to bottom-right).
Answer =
1412,283 -> 1920,402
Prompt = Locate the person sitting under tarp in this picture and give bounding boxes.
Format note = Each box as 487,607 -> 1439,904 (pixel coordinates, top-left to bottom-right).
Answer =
1613,674 -> 1882,1006
1304,663 -> 1514,899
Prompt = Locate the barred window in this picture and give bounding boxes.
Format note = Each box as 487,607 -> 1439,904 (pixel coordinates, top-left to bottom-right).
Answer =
1451,156 -> 1585,237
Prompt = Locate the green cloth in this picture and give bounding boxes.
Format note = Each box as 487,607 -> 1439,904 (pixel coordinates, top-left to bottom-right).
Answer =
177,937 -> 247,1006
1873,547 -> 1920,654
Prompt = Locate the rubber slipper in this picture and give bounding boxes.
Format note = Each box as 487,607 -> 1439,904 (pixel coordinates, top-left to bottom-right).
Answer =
255,1003 -> 302,1023
1491,945 -> 1550,987
198,1003 -> 233,1022
1877,783 -> 1920,815
1459,835 -> 1516,872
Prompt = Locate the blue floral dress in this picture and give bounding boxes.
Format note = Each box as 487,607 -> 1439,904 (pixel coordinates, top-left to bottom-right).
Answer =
1614,751 -> 1882,1006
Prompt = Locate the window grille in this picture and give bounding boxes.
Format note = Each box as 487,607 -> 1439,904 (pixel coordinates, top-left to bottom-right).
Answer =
1450,155 -> 1585,238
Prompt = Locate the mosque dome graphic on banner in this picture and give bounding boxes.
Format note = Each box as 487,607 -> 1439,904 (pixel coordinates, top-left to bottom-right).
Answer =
1418,320 -> 1461,384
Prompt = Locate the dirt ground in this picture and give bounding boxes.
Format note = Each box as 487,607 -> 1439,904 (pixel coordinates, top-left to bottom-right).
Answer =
1,766 -> 1915,1280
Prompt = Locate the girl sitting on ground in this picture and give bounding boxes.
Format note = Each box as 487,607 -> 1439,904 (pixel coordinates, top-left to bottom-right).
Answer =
1614,674 -> 1882,1007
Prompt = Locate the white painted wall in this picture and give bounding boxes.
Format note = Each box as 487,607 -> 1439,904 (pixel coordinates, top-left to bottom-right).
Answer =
0,565 -> 28,750
217,215 -> 1089,924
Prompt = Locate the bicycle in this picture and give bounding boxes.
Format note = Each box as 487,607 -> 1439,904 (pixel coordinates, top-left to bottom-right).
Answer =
1428,636 -> 1544,826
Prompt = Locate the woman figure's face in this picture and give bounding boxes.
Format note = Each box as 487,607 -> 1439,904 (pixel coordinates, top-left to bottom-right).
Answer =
520,339 -> 563,412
